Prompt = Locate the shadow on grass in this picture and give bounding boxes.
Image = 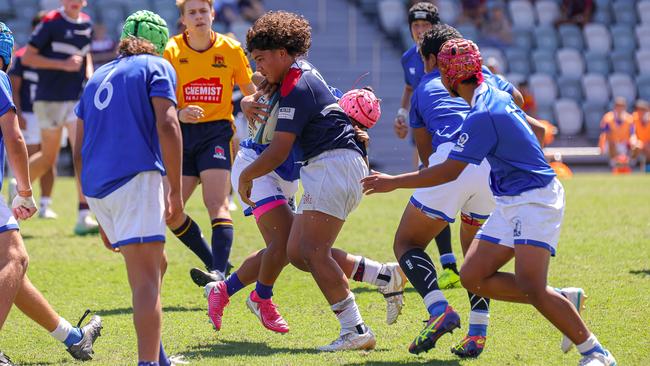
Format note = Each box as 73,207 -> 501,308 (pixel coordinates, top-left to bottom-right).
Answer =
344,360 -> 461,366
629,269 -> 650,277
96,305 -> 203,316
184,340 -> 323,358
15,360 -> 59,365
351,287 -> 419,295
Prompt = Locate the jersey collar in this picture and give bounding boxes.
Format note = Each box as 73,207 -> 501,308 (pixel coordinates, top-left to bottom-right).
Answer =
471,82 -> 488,107
182,30 -> 217,53
58,7 -> 84,24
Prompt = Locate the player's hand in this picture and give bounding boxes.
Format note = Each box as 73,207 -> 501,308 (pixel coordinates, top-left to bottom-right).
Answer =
258,78 -> 278,96
11,193 -> 37,220
394,115 -> 409,139
238,174 -> 255,208
178,105 -> 205,123
165,191 -> 184,226
241,93 -> 269,126
61,55 -> 83,72
99,225 -> 119,252
17,114 -> 27,130
354,126 -> 370,143
361,171 -> 398,195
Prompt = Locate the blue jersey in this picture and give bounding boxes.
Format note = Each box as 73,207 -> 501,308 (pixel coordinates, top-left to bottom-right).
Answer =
274,60 -> 362,161
8,47 -> 38,113
401,45 -> 425,88
0,72 -> 13,191
75,55 -> 177,198
410,66 -> 514,151
29,9 -> 92,101
448,83 -> 555,196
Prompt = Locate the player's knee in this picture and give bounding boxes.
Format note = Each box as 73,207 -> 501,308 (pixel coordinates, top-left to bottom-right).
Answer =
459,264 -> 481,291
299,242 -> 326,268
515,273 -> 547,301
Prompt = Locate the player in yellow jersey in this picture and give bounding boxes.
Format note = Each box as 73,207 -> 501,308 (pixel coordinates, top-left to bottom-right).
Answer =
164,0 -> 256,283
632,100 -> 650,171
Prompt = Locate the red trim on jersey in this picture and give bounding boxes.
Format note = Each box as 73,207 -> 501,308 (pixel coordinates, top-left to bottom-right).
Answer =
280,67 -> 302,97
79,12 -> 91,21
182,31 -> 217,53
14,47 -> 26,58
42,10 -> 63,23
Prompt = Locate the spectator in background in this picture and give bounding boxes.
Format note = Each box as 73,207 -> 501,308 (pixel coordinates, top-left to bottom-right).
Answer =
457,0 -> 487,28
556,0 -> 593,27
518,81 -> 537,117
599,97 -> 639,166
632,100 -> 650,171
215,0 -> 240,28
239,0 -> 264,23
480,1 -> 512,48
90,23 -> 116,69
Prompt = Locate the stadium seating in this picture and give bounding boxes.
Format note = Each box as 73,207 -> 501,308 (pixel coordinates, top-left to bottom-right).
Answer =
611,50 -> 637,76
637,50 -> 650,75
639,1 -> 650,24
534,1 -> 560,26
557,76 -> 583,101
582,74 -> 610,105
533,26 -> 559,51
436,0 -> 460,25
554,99 -> 583,135
611,25 -> 637,51
532,49 -> 557,75
505,48 -> 531,75
638,74 -> 650,100
378,0 -> 405,36
529,73 -> 557,107
583,101 -> 607,138
556,48 -> 584,78
612,1 -> 638,25
511,26 -> 533,50
608,73 -> 637,105
558,24 -> 585,51
585,51 -> 611,75
584,24 -> 612,53
508,1 -> 536,30
481,47 -> 508,73
637,25 -> 650,49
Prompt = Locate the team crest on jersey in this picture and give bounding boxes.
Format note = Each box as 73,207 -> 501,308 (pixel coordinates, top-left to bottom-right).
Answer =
512,217 -> 522,237
179,58 -> 189,64
212,54 -> 226,68
65,29 -> 73,39
183,78 -> 224,103
213,146 -> 227,160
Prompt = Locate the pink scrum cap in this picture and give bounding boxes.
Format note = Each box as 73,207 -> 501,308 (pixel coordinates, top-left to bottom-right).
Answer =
339,87 -> 382,128
437,38 -> 484,90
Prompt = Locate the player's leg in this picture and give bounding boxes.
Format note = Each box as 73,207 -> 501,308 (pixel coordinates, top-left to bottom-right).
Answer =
433,225 -> 461,289
28,126 -> 62,183
121,242 -> 165,364
0,230 -> 28,330
23,112 -> 57,219
200,168 -> 233,274
394,203 -> 460,355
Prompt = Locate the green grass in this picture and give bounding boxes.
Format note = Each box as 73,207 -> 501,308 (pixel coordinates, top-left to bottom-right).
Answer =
1,174 -> 649,365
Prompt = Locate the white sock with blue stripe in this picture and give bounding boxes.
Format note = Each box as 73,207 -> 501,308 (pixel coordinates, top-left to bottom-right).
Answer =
576,334 -> 606,356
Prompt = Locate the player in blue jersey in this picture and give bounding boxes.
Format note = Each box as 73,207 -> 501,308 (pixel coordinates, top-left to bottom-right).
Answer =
236,11 -> 377,351
0,22 -> 102,366
362,39 -> 616,366
22,0 -> 98,235
8,11 -> 57,219
394,2 -> 462,289
384,24 -> 526,358
73,11 -> 184,366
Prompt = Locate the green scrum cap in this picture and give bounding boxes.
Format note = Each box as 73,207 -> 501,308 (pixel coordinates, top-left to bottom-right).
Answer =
120,10 -> 169,56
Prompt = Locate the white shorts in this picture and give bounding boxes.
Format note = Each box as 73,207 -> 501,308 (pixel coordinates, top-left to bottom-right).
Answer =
231,147 -> 299,220
298,149 -> 368,220
33,101 -> 77,130
0,196 -> 19,234
477,178 -> 565,256
86,171 -> 166,248
22,112 -> 41,145
410,142 -> 495,224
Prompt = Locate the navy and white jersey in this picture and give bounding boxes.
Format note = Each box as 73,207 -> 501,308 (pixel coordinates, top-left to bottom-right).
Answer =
401,44 -> 425,88
0,72 -> 14,190
239,139 -> 302,181
8,47 -> 39,113
75,54 -> 177,199
274,60 -> 363,161
448,83 -> 555,196
410,66 -> 515,151
29,8 -> 92,101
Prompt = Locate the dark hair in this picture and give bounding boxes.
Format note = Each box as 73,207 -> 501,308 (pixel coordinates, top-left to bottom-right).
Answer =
408,2 -> 440,26
118,37 -> 157,57
420,24 -> 462,59
246,11 -> 311,57
361,86 -> 374,93
32,11 -> 46,28
460,76 -> 480,85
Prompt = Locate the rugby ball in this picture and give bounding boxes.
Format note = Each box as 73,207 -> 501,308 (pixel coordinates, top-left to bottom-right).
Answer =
251,91 -> 280,145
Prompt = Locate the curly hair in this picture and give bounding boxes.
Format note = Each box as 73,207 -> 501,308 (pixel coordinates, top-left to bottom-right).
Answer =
118,37 -> 157,57
420,24 -> 462,59
246,11 -> 311,57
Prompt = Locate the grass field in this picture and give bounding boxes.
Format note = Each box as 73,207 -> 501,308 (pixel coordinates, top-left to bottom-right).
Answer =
0,174 -> 649,366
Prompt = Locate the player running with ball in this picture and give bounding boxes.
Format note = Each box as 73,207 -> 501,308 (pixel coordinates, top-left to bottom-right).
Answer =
362,38 -> 616,366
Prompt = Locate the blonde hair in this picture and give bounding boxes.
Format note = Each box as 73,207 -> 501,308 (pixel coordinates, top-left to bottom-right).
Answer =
176,0 -> 214,14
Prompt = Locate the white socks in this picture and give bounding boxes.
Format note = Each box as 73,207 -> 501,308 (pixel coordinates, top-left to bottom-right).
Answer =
351,256 -> 390,287
331,292 -> 365,335
50,317 -> 73,342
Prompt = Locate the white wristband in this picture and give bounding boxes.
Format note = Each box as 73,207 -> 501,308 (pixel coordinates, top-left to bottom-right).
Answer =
397,108 -> 408,118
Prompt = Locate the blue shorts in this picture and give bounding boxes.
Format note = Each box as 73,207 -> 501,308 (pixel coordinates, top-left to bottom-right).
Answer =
181,120 -> 235,177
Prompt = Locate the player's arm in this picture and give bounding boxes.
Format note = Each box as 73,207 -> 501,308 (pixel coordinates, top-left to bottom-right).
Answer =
72,117 -> 84,179
511,87 -> 524,108
8,74 -> 26,130
413,127 -> 432,167
239,81 -> 256,97
362,159 -> 468,194
22,45 -> 83,72
1,109 -> 36,219
153,97 -> 183,223
394,85 -> 412,139
85,53 -> 94,79
238,131 -> 296,206
525,114 -> 547,147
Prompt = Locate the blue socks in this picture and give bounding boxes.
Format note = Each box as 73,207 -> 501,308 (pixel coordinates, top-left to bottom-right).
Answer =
225,273 -> 245,296
159,342 -> 170,366
63,327 -> 83,347
211,218 -> 234,273
255,282 -> 273,299
468,324 -> 488,337
172,216 -> 213,270
427,301 -> 448,318
138,363 -> 158,366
